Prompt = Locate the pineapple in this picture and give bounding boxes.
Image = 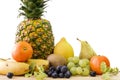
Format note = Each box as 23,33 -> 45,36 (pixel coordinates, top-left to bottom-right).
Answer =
15,0 -> 54,59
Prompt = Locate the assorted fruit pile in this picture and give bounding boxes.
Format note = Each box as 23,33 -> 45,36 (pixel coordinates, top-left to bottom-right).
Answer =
0,0 -> 119,80
0,37 -> 119,80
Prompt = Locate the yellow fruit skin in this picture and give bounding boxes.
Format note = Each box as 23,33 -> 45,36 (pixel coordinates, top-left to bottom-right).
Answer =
77,38 -> 97,60
0,60 -> 29,75
54,37 -> 74,59
27,59 -> 49,70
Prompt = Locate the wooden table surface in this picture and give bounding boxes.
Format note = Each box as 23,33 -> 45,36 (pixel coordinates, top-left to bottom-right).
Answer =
0,72 -> 120,80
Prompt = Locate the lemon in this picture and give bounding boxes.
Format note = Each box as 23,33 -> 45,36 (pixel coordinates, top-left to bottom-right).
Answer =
54,37 -> 74,59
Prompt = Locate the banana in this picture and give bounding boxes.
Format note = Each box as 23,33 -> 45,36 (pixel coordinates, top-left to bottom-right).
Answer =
0,58 -> 29,75
27,59 -> 49,70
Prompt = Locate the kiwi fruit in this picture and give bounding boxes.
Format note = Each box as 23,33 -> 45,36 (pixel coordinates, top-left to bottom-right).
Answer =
47,54 -> 67,67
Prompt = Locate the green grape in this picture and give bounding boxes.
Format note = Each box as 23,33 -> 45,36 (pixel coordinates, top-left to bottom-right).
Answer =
70,67 -> 77,75
86,65 -> 90,71
83,59 -> 90,65
76,67 -> 82,75
79,59 -> 87,68
72,56 -> 79,64
67,62 -> 75,69
82,68 -> 90,76
67,57 -> 73,62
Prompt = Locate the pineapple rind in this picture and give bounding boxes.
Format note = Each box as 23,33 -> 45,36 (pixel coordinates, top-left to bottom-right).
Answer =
15,18 -> 54,59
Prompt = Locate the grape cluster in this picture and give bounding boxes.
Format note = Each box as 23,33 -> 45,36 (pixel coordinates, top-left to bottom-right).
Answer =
45,65 -> 71,78
67,56 -> 90,76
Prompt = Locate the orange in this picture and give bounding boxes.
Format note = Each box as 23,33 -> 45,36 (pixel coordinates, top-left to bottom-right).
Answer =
90,55 -> 110,75
12,41 -> 33,62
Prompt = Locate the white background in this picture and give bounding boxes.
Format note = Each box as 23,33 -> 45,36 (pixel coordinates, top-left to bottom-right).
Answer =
0,0 -> 120,68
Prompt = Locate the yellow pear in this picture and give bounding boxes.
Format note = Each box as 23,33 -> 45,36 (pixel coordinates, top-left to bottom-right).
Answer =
77,38 -> 97,60
54,37 -> 74,59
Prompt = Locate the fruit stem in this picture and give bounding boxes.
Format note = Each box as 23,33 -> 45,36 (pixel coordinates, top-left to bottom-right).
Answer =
76,38 -> 81,42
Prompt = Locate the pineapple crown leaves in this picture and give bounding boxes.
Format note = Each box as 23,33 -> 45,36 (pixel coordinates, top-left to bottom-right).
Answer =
18,0 -> 49,19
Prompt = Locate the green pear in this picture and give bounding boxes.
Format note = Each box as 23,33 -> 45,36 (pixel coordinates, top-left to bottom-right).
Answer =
77,38 -> 97,60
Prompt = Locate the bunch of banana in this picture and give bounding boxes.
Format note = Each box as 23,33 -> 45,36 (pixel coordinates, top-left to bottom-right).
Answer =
0,58 -> 29,75
0,58 -> 49,76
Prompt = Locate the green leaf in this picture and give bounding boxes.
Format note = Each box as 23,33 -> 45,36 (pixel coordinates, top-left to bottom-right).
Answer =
102,72 -> 111,80
28,2 -> 36,9
112,67 -> 119,75
25,73 -> 32,78
100,61 -> 108,73
29,62 -> 36,74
